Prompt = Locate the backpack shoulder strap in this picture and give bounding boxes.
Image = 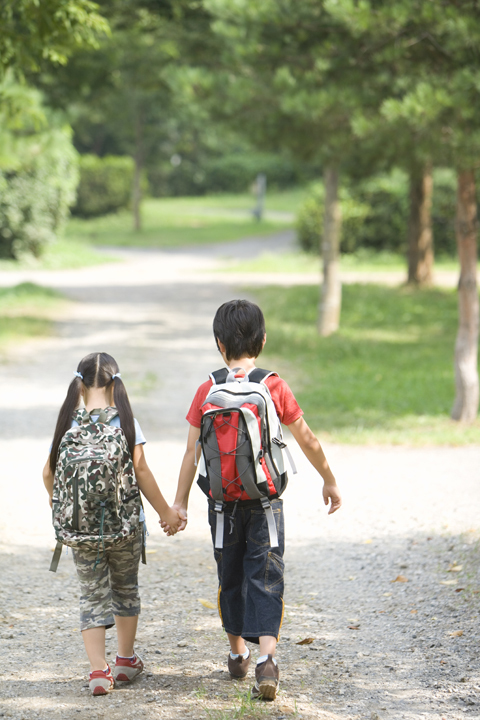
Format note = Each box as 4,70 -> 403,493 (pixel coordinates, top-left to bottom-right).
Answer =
248,368 -> 278,384
210,368 -> 229,385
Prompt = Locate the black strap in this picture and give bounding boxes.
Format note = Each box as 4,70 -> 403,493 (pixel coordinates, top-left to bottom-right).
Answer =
49,540 -> 63,573
210,367 -> 276,385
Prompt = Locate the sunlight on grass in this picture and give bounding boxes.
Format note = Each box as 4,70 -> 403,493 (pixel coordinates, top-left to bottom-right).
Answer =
0,283 -> 66,349
0,238 -> 115,272
252,283 -> 479,446
222,249 -> 464,275
64,191 -> 302,249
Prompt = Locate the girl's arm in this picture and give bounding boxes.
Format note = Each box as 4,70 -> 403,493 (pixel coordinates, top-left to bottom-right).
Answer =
43,458 -> 54,508
133,444 -> 183,531
286,416 -> 342,514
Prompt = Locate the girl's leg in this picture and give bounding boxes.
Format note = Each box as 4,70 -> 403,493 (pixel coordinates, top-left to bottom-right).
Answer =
114,615 -> 138,657
82,626 -> 107,671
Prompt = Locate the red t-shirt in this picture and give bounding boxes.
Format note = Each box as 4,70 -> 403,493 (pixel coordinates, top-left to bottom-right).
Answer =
186,372 -> 303,428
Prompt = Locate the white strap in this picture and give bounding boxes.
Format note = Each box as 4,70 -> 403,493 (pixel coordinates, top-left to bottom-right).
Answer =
261,498 -> 279,548
214,502 -> 224,549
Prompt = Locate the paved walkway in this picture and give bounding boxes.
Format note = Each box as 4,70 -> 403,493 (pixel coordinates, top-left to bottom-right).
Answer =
0,235 -> 479,720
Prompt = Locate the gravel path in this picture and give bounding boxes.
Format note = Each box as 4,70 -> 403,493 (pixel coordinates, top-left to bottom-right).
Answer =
0,236 -> 479,720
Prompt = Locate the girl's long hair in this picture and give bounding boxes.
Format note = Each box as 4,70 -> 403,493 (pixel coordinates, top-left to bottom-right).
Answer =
49,352 -> 136,473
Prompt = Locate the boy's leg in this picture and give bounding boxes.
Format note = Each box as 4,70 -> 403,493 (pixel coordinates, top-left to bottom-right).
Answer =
259,636 -> 277,656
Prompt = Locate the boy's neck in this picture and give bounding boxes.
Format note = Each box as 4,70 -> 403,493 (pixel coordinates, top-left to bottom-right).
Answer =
225,357 -> 257,373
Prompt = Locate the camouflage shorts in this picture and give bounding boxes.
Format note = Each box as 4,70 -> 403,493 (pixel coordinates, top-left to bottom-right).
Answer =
72,532 -> 142,631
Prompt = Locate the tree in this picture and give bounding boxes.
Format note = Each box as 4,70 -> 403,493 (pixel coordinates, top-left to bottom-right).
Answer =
452,169 -> 479,422
33,0 -> 218,229
0,0 -> 108,75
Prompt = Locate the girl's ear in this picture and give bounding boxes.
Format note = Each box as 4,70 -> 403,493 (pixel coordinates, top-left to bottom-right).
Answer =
262,333 -> 267,349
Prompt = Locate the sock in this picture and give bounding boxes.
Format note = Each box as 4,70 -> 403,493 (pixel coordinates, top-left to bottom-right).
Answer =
257,654 -> 276,665
117,653 -> 135,661
230,648 -> 250,660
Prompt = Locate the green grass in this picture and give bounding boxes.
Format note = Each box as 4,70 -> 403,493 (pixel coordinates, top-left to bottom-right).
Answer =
253,283 -> 480,445
222,248 -> 463,274
0,282 -> 66,349
0,238 -> 115,272
64,190 -> 303,249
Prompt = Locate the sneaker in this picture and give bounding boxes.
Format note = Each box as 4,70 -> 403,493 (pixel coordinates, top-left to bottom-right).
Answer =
228,649 -> 251,679
113,652 -> 144,682
89,665 -> 114,696
251,655 -> 279,701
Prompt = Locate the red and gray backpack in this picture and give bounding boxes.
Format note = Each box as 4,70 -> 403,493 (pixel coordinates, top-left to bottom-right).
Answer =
196,367 -> 296,549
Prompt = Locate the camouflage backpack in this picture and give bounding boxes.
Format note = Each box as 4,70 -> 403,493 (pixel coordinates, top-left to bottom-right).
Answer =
49,407 -> 144,572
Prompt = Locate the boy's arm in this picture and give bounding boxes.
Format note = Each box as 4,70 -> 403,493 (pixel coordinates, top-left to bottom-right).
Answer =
161,424 -> 200,533
286,416 -> 342,514
43,458 -> 54,508
132,445 -> 183,532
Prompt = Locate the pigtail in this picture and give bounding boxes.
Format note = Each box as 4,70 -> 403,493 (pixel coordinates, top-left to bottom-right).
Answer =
113,377 -> 135,457
49,377 -> 83,474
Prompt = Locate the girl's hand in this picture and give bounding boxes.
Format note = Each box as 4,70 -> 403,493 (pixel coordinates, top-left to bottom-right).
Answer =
323,483 -> 342,514
160,503 -> 188,534
160,506 -> 185,536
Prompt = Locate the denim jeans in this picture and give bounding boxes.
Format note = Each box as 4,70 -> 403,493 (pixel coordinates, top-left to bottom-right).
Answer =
208,498 -> 285,644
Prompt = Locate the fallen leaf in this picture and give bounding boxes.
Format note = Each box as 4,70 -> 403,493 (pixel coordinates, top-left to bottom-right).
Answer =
146,549 -> 157,554
363,539 -> 373,544
391,575 -> 408,583
410,610 -> 418,615
348,625 -> 360,630
439,580 -> 457,586
383,592 -> 392,597
198,598 -> 216,610
455,588 -> 465,593
296,638 -> 314,645
447,563 -> 463,572
449,630 -> 463,637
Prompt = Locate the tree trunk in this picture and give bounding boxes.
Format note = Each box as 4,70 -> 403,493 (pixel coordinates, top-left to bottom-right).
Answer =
318,166 -> 342,336
132,113 -> 143,232
407,163 -> 434,285
451,169 -> 479,422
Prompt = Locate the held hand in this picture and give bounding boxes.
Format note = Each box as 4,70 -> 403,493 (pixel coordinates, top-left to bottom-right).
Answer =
324,484 -> 342,515
160,503 -> 188,535
160,504 -> 188,536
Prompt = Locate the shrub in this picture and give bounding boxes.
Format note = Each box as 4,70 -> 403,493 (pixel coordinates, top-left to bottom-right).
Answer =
148,152 -> 312,197
0,125 -> 78,260
73,155 -> 134,217
296,168 -> 458,256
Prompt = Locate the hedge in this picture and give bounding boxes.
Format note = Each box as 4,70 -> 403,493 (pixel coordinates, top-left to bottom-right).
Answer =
72,154 -> 134,217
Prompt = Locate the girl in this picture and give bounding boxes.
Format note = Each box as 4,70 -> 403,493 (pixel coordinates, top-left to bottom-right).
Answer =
43,352 -> 182,695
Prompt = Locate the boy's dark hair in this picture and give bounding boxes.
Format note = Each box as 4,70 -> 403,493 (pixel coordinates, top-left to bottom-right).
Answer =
213,299 -> 266,361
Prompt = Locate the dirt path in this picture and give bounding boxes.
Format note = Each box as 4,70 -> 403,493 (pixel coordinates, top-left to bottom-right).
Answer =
0,238 -> 479,720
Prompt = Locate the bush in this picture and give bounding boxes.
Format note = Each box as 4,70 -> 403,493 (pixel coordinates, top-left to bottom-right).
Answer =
148,152 -> 313,197
296,168 -> 458,256
296,183 -> 371,254
73,155 -> 134,217
0,126 -> 78,260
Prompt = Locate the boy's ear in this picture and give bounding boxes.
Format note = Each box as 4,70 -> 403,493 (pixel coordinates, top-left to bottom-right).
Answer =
216,338 -> 227,355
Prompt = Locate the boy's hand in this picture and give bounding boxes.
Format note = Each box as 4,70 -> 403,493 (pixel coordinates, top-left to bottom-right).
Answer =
324,483 -> 342,514
160,504 -> 188,535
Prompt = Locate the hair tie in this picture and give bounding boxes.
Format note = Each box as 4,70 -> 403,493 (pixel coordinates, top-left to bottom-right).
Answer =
73,371 -> 84,380
112,373 -> 122,380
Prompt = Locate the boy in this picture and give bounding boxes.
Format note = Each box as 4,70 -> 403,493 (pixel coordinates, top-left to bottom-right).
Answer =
165,299 -> 341,700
